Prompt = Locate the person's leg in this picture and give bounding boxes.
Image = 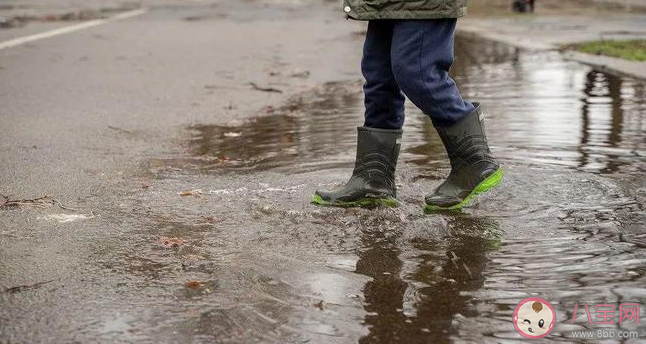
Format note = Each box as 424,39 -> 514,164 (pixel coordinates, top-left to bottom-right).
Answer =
362,20 -> 406,129
390,19 -> 502,211
312,21 -> 403,207
390,19 -> 473,127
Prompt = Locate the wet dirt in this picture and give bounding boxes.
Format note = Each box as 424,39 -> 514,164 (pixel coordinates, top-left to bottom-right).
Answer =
117,36 -> 646,343
1,24 -> 645,344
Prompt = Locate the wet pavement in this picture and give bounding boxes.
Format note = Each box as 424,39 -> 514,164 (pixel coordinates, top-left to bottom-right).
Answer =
137,36 -> 646,344
2,2 -> 646,344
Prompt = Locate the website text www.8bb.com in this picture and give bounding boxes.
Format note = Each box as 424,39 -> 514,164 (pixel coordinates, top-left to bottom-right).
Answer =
570,329 -> 640,339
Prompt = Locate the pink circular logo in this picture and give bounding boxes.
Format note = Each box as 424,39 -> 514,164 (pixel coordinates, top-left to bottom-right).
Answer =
513,297 -> 556,339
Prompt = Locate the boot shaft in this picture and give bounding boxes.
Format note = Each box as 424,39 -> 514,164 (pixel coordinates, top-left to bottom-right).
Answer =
312,126 -> 402,206
434,103 -> 496,170
352,127 -> 402,180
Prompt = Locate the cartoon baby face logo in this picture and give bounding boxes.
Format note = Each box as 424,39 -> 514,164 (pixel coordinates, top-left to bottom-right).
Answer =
513,297 -> 556,339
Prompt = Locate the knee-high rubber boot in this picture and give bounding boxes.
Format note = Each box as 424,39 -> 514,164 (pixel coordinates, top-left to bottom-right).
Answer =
425,103 -> 503,211
313,127 -> 401,207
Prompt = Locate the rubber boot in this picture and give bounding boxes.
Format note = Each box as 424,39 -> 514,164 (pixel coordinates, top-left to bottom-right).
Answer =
313,127 -> 402,207
425,103 -> 503,211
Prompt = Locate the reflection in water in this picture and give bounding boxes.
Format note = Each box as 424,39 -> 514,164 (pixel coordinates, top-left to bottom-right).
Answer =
155,37 -> 645,178
175,81 -> 366,174
452,36 -> 645,177
357,217 -> 499,344
145,35 -> 646,343
580,71 -> 635,174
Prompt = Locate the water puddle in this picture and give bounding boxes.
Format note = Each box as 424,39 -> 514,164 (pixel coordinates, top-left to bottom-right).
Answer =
138,35 -> 646,343
154,38 -> 645,180
149,81 -> 362,174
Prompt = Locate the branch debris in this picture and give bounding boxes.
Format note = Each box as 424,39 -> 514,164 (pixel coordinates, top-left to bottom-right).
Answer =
249,82 -> 283,93
107,125 -> 132,134
5,280 -> 54,294
0,194 -> 77,211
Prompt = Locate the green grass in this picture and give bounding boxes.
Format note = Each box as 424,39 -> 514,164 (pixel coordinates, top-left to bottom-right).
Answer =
567,40 -> 646,62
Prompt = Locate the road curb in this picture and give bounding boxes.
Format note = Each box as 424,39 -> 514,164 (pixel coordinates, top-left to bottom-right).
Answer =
457,27 -> 646,81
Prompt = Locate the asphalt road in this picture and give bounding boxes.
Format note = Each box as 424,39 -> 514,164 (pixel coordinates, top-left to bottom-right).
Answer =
2,1 -> 645,344
1,1 -> 365,342
0,0 -> 358,199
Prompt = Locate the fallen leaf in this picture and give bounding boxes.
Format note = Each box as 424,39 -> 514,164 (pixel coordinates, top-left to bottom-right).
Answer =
314,300 -> 324,310
215,156 -> 230,163
185,280 -> 202,289
178,189 -> 203,197
204,216 -> 223,224
159,236 -> 186,248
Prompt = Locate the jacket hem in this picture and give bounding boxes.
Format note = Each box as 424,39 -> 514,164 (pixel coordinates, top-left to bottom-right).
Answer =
347,7 -> 467,20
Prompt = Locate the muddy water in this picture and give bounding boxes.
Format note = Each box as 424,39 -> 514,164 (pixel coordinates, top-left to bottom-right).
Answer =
133,36 -> 646,343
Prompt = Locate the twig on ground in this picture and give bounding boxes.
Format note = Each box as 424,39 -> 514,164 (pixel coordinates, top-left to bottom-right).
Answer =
0,195 -> 50,209
52,198 -> 79,212
107,125 -> 132,134
249,82 -> 283,93
5,280 -> 54,293
0,195 -> 77,211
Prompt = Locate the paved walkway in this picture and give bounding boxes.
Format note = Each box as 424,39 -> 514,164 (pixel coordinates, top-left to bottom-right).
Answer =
459,13 -> 646,79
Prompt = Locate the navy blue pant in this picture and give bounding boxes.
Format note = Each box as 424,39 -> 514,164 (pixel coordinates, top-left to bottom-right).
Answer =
362,19 -> 474,129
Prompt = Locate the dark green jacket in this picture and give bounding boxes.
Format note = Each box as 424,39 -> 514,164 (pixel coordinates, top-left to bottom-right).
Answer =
342,0 -> 467,20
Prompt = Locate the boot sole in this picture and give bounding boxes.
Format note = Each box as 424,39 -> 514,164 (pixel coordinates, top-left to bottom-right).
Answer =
424,167 -> 504,212
312,194 -> 399,208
